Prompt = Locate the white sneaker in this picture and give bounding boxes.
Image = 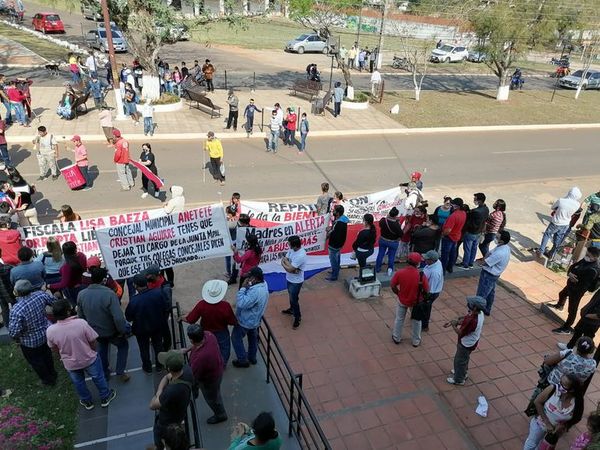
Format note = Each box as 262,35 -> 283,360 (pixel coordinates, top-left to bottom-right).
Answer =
450,369 -> 469,380
447,376 -> 465,386
557,342 -> 568,350
141,193 -> 148,198
387,268 -> 393,276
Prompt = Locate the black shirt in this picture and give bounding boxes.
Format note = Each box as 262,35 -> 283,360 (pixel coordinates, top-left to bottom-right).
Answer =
465,204 -> 490,234
569,259 -> 599,292
140,151 -> 157,175
379,217 -> 403,241
353,228 -> 376,251
157,372 -> 192,426
328,217 -> 348,250
411,226 -> 440,254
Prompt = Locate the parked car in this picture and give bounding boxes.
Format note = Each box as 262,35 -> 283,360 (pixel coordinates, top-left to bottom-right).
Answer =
80,0 -> 102,20
559,69 -> 600,90
467,51 -> 486,63
32,12 -> 65,34
156,22 -> 190,42
86,24 -> 128,53
285,33 -> 328,54
430,45 -> 468,63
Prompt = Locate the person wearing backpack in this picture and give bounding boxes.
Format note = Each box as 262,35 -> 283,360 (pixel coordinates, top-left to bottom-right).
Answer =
549,247 -> 600,334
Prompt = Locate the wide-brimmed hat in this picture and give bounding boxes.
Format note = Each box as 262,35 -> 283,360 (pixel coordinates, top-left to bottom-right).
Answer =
202,279 -> 228,304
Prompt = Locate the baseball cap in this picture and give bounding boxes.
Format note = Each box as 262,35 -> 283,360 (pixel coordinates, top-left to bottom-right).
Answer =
422,250 -> 439,261
144,264 -> 160,276
87,256 -> 101,268
407,252 -> 423,264
14,279 -> 33,295
411,171 -> 422,180
157,350 -> 184,372
112,129 -> 121,138
71,135 -> 81,142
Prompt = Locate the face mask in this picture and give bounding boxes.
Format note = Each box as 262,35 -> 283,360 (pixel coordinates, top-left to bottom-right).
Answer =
557,383 -> 568,394
584,256 -> 594,262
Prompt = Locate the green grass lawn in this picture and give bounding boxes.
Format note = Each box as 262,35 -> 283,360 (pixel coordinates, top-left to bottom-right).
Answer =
0,343 -> 78,448
0,23 -> 69,62
375,89 -> 600,128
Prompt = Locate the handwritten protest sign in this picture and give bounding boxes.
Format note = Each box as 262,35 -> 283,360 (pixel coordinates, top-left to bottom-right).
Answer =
20,209 -> 164,258
236,215 -> 328,265
96,204 -> 232,279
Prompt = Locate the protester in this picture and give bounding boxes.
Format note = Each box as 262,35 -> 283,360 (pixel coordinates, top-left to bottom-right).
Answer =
399,205 -> 427,259
81,256 -> 122,298
68,135 -> 91,189
523,374 -> 583,450
230,192 -> 241,219
537,187 -> 582,260
204,131 -> 225,185
202,59 -> 215,92
461,193 -> 489,269
47,299 -> 117,410
440,198 -> 467,273
182,279 -> 236,366
112,129 -> 134,191
10,247 -> 45,290
411,214 -> 441,254
126,273 -> 168,373
228,412 -> 282,450
78,267 -> 129,381
333,82 -> 344,117
225,90 -> 239,131
232,234 -> 262,288
352,213 -> 377,269
326,205 -> 349,282
145,265 -> 174,345
232,267 -> 269,368
267,110 -> 280,154
283,107 -> 297,146
32,126 -> 58,181
150,351 -> 192,449
185,324 -> 228,424
299,112 -> 309,153
36,237 -> 64,284
8,280 -> 57,386
243,99 -> 261,136
48,241 -> 87,305
476,230 -> 511,315
163,186 -> 185,216
6,168 -> 37,226
225,207 -> 239,283
316,183 -> 332,216
142,99 -> 155,137
98,106 -> 113,145
0,216 -> 20,265
549,247 -> 600,334
6,80 -> 28,126
0,115 -> 10,166
546,336 -> 596,387
421,250 -> 444,332
434,196 -> 453,226
59,204 -> 81,222
560,289 -> 600,351
375,207 -> 403,275
479,199 -> 507,257
281,236 -> 306,330
140,143 -> 159,199
390,252 -> 430,347
445,295 -> 486,385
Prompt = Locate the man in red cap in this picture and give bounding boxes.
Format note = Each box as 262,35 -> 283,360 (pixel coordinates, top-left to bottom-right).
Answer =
111,129 -> 133,191
68,135 -> 91,190
390,252 -> 430,347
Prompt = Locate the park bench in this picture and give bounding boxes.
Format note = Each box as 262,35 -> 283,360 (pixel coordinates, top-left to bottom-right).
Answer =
183,87 -> 222,118
289,79 -> 322,100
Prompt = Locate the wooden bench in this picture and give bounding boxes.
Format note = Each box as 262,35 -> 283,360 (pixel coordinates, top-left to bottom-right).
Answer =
289,79 -> 322,100
184,88 -> 222,118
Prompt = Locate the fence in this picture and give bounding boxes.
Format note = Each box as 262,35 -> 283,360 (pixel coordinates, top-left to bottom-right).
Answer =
258,318 -> 331,449
170,303 -> 203,449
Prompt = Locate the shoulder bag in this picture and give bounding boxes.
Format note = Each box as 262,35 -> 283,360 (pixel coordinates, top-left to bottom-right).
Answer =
524,351 -> 572,416
411,272 -> 430,321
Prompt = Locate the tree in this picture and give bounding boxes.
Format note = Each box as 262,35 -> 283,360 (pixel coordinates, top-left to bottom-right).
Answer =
288,0 -> 362,87
392,32 -> 432,101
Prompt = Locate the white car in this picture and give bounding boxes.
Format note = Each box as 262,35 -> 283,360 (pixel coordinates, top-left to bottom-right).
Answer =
430,45 -> 469,63
285,34 -> 328,54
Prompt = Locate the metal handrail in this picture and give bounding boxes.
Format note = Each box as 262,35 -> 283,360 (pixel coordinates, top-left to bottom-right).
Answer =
258,318 -> 331,450
171,303 -> 203,449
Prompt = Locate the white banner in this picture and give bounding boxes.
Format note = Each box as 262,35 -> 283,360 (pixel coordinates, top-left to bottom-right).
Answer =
235,215 -> 329,265
241,187 -> 403,224
19,209 -> 165,258
96,204 -> 232,279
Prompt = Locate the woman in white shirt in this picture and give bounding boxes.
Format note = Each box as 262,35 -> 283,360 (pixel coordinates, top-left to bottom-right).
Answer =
523,373 -> 583,450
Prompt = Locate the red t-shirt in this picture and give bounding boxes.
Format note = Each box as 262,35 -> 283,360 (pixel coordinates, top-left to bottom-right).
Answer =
185,299 -> 237,333
390,265 -> 430,307
443,210 -> 467,242
189,331 -> 224,383
113,138 -> 130,164
0,229 -> 22,265
0,120 -> 7,146
233,249 -> 261,277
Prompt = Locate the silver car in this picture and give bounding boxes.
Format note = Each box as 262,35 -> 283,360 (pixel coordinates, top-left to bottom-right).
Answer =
285,34 -> 328,54
559,69 -> 600,90
86,26 -> 128,53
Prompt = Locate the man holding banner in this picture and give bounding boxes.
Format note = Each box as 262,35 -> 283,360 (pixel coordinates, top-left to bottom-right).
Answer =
281,236 -> 306,330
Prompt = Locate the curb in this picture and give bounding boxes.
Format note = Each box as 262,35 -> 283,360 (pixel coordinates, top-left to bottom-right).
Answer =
6,122 -> 600,143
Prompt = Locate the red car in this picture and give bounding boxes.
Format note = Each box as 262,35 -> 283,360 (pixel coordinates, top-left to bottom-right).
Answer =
32,12 -> 65,34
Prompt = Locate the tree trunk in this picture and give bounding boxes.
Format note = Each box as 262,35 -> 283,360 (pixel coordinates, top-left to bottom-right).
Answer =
335,54 -> 353,88
414,86 -> 420,101
143,75 -> 161,100
219,0 -> 225,15
496,68 -> 510,101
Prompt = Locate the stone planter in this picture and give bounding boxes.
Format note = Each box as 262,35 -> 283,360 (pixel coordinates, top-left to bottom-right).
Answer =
152,99 -> 184,113
342,99 -> 369,110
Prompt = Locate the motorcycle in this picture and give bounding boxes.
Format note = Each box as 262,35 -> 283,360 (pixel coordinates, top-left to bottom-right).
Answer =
510,75 -> 524,90
550,56 -> 570,66
551,64 -> 570,78
391,55 -> 411,71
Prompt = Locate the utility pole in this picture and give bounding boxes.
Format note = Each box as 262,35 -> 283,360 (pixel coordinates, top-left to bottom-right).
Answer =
100,0 -> 125,120
355,1 -> 363,49
376,0 -> 386,69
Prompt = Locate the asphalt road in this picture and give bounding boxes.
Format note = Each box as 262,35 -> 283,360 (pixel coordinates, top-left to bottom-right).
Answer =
8,128 -> 598,221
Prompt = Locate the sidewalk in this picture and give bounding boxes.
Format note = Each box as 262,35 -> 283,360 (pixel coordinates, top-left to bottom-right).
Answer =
0,35 -> 46,66
5,86 -> 402,142
261,261 -> 600,449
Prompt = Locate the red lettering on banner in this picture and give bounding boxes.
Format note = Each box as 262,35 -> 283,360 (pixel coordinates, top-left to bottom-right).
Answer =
284,212 -> 316,221
109,211 -> 150,226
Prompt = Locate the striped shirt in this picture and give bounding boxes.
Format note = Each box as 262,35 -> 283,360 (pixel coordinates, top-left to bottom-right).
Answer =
485,210 -> 505,234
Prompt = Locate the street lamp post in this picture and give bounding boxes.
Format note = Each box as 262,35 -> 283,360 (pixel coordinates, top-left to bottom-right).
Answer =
376,1 -> 386,69
355,1 -> 363,49
100,0 -> 126,120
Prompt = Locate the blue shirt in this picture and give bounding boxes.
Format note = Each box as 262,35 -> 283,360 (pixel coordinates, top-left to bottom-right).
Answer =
235,281 -> 269,329
9,291 -> 55,348
423,260 -> 444,294
10,260 -> 46,289
334,87 -> 344,103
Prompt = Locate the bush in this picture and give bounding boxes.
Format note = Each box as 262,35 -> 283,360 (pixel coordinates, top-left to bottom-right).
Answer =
0,405 -> 63,449
150,93 -> 180,105
344,92 -> 369,103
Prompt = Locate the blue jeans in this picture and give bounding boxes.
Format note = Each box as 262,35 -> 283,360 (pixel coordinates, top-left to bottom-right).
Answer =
10,102 -> 26,125
245,115 -> 254,133
300,133 -> 307,151
476,269 -> 499,315
213,329 -> 231,366
478,232 -> 496,258
328,246 -> 341,280
284,128 -> 295,145
540,222 -> 569,258
231,325 -> 258,364
96,335 -> 129,377
462,233 -> 480,267
268,129 -> 279,151
79,165 -> 91,187
591,241 -> 600,249
440,237 -> 458,273
143,117 -> 154,135
287,281 -> 303,320
2,100 -> 12,124
375,238 -> 399,273
334,102 -> 341,117
0,144 -> 11,166
71,71 -> 81,84
67,355 -> 110,402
